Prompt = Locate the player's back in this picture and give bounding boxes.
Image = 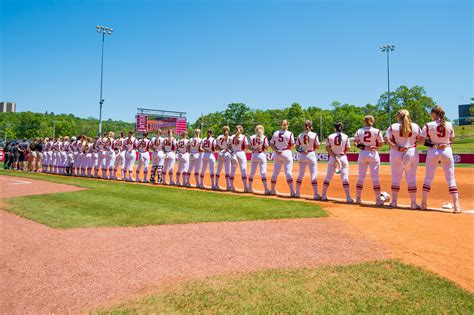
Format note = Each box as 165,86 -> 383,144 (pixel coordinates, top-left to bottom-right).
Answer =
354,126 -> 382,147
423,120 -> 454,145
296,131 -> 319,151
326,133 -> 349,155
270,130 -> 294,151
202,136 -> 216,152
230,134 -> 247,151
249,135 -> 267,152
387,122 -> 421,148
189,137 -> 202,153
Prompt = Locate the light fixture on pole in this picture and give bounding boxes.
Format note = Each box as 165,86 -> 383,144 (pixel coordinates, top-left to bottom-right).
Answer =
379,44 -> 395,126
96,25 -> 114,136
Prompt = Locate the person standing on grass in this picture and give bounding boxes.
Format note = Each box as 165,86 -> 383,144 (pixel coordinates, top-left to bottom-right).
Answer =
162,129 -> 177,185
104,132 -> 116,180
3,141 -> 12,169
295,120 -> 321,199
229,125 -> 249,192
248,125 -> 270,194
150,129 -> 165,184
269,119 -> 296,196
187,129 -> 203,187
200,129 -> 217,189
112,132 -> 125,180
353,116 -> 384,205
384,109 -> 421,209
35,138 -> 43,173
176,130 -> 190,186
18,138 -> 28,171
135,132 -> 151,183
215,126 -> 232,191
321,122 -> 354,203
124,131 -> 138,181
27,139 -> 37,172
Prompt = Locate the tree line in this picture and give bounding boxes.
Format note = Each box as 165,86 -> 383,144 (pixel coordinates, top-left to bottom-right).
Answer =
0,85 -> 444,140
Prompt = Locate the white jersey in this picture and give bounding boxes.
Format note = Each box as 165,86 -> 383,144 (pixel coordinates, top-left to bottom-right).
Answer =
249,135 -> 268,152
53,141 -> 61,152
270,130 -> 294,151
202,136 -> 216,152
326,133 -> 350,155
354,126 -> 383,147
113,138 -> 124,152
86,143 -> 94,153
150,136 -> 164,151
124,137 -> 137,151
177,138 -> 189,154
189,137 -> 202,154
230,134 -> 248,151
96,137 -> 107,151
136,138 -> 151,153
386,122 -> 421,148
216,135 -> 231,151
421,120 -> 455,145
78,141 -> 86,153
105,138 -> 114,151
162,137 -> 177,152
296,131 -> 319,152
63,141 -> 71,152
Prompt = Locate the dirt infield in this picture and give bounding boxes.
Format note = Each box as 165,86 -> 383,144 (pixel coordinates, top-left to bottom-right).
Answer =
0,175 -> 84,198
0,211 -> 387,314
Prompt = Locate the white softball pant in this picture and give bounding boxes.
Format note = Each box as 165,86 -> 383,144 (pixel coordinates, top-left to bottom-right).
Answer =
97,151 -> 107,173
176,152 -> 190,185
390,148 -> 419,204
152,151 -> 165,167
271,150 -> 294,193
249,152 -> 268,190
162,152 -> 176,183
230,150 -> 248,190
423,147 -> 458,198
113,151 -> 125,179
200,152 -> 216,186
322,155 -> 351,199
188,152 -> 202,184
356,150 -> 381,201
296,151 -> 318,196
216,152 -> 231,188
136,151 -> 151,180
125,150 -> 137,173
105,150 -> 116,170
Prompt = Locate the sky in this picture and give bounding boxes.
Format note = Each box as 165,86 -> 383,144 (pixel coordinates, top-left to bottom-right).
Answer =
1,0 -> 472,123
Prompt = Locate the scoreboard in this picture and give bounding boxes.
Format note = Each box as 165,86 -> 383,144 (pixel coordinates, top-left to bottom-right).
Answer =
135,108 -> 187,134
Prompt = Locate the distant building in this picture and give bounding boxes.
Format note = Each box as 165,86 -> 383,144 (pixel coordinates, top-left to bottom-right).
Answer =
458,104 -> 473,125
0,101 -> 16,113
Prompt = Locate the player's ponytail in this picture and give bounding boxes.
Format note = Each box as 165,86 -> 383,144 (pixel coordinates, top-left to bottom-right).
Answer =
334,122 -> 343,143
255,125 -> 264,137
431,105 -> 446,131
364,115 -> 375,127
398,109 -> 412,137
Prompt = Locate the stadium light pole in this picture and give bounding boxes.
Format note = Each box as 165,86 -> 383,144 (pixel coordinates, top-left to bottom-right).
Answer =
379,44 -> 395,126
96,25 -> 114,137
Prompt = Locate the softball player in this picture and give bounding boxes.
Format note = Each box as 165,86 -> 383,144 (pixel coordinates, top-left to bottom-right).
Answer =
135,132 -> 151,183
269,119 -> 295,196
112,133 -> 125,180
83,138 -> 94,177
187,129 -> 203,187
419,105 -> 460,213
64,136 -> 74,176
200,130 -> 217,189
124,131 -> 138,181
321,122 -> 354,203
90,138 -> 99,177
71,136 -> 80,176
96,133 -> 108,178
104,132 -> 116,179
150,129 -> 164,184
42,138 -> 51,173
354,116 -> 384,205
248,125 -> 269,194
176,131 -> 190,186
295,120 -> 320,199
162,129 -> 177,185
385,109 -> 421,209
229,125 -> 249,192
215,126 -> 232,190
52,137 -> 60,174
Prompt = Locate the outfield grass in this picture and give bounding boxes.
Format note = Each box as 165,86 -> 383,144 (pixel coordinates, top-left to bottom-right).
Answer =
96,260 -> 474,314
0,170 -> 326,228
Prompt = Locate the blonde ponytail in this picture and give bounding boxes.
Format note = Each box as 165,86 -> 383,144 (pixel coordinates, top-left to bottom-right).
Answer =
431,105 -> 446,131
364,115 -> 375,127
398,109 -> 412,137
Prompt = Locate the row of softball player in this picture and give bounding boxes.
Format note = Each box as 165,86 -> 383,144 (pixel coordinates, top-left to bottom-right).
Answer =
39,105 -> 459,212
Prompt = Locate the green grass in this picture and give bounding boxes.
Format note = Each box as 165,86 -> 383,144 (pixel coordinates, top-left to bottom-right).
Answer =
96,260 -> 474,314
0,170 -> 326,228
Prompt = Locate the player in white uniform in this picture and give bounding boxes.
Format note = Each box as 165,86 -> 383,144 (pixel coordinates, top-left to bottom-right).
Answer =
229,125 -> 249,192
135,132 -> 151,183
63,136 -> 74,176
104,132 -> 116,179
187,129 -> 203,187
79,137 -> 88,176
150,129 -> 165,184
354,116 -> 384,205
321,122 -> 354,203
419,106 -> 460,213
162,129 -> 177,185
112,133 -> 125,180
70,136 -> 80,176
96,133 -> 108,178
52,138 -> 60,174
124,131 -> 138,181
90,138 -> 99,177
43,138 -> 52,173
215,126 -> 232,190
176,131 -> 190,186
248,125 -> 270,194
295,120 -> 320,199
385,109 -> 421,209
59,137 -> 68,175
84,138 -> 95,177
269,120 -> 295,196
200,130 -> 217,189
